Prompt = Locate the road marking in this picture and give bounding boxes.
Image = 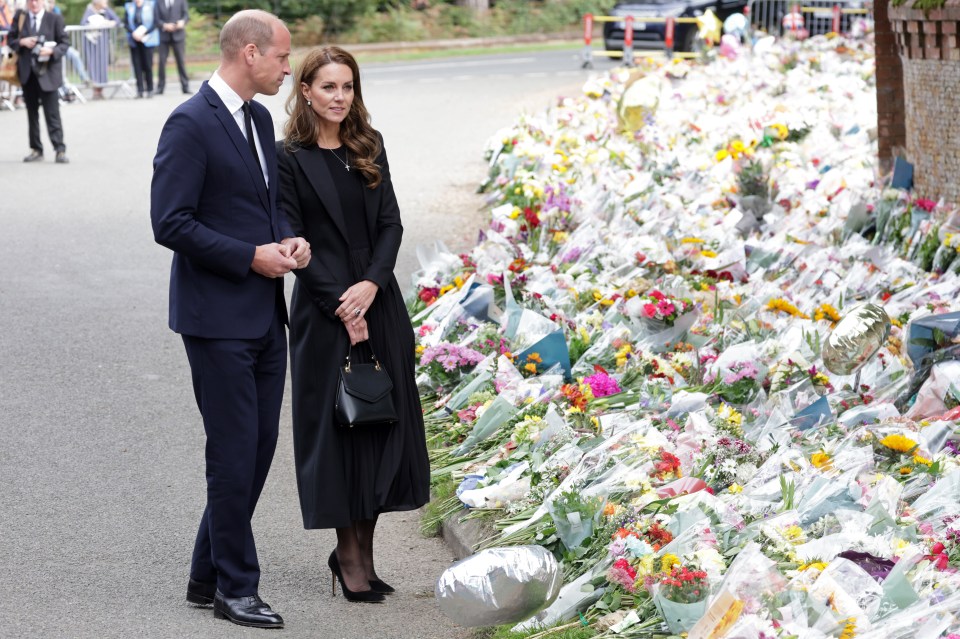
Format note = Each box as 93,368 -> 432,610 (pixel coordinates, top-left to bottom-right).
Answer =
362,57 -> 537,74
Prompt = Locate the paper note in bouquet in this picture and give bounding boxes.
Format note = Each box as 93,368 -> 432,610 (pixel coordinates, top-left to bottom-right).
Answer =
688,589 -> 744,639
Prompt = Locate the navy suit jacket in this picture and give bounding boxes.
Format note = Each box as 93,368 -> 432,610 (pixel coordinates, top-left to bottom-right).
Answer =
151,81 -> 294,339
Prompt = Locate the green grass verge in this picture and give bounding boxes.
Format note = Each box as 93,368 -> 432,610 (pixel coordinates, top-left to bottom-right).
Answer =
421,477 -> 460,537
473,623 -> 597,639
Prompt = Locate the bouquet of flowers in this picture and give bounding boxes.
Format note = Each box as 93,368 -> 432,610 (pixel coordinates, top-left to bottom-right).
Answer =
419,342 -> 485,393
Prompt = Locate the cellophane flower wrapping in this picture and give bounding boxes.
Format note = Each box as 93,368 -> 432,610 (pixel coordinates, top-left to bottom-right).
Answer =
413,29 -> 960,638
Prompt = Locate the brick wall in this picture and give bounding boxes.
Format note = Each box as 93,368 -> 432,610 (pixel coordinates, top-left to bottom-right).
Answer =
890,3 -> 960,201
875,0 -> 905,169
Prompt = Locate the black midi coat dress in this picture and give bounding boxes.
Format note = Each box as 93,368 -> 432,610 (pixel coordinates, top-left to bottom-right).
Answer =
276,136 -> 430,529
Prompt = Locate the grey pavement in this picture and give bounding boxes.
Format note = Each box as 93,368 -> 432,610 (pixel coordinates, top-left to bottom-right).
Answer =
0,48 -> 591,638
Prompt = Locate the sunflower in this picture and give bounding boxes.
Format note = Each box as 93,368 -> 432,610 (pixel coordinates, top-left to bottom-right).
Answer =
879,433 -> 917,453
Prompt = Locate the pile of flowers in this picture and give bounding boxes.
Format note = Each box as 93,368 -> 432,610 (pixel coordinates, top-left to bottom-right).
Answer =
410,30 -> 960,639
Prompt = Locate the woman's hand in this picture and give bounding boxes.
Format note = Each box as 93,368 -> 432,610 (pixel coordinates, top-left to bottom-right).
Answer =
336,280 -> 379,327
345,317 -> 369,345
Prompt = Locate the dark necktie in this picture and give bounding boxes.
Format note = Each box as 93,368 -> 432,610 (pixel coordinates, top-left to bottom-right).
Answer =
30,14 -> 37,34
241,102 -> 263,179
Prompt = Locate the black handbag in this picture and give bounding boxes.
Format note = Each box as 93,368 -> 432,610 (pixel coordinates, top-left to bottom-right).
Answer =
335,342 -> 398,428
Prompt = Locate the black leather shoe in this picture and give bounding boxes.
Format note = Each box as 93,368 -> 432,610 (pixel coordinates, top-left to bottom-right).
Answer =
23,150 -> 42,163
213,591 -> 284,629
55,152 -> 69,164
186,578 -> 216,606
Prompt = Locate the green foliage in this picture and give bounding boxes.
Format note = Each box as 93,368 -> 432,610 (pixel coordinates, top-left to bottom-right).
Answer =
473,622 -> 597,639
420,477 -> 460,537
184,0 -> 615,44
348,5 -> 428,44
184,8 -> 220,58
737,159 -> 770,199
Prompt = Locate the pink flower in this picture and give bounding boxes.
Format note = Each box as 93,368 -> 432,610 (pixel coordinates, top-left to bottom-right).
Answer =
583,371 -> 622,398
914,197 -> 937,213
607,558 -> 638,592
643,303 -> 658,318
649,290 -> 666,301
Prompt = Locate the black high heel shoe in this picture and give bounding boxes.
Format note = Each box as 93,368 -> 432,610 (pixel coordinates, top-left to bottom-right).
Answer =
328,551 -> 385,603
368,578 -> 395,595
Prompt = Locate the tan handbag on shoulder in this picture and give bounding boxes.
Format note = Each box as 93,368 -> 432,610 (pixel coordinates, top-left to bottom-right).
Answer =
0,13 -> 26,86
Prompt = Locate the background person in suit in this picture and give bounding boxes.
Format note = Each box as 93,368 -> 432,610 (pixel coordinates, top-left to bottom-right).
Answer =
123,0 -> 157,97
154,0 -> 188,94
278,45 -> 430,604
151,9 -> 308,629
8,0 -> 70,163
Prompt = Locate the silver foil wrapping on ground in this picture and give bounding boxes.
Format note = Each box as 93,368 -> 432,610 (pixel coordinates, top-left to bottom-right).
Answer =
435,545 -> 562,627
822,302 -> 891,375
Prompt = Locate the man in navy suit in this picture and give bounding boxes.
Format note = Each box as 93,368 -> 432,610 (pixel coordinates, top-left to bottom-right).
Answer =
155,0 -> 191,94
150,9 -> 309,629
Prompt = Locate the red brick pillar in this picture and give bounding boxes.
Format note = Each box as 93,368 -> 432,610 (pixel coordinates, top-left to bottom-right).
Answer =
875,0 -> 906,169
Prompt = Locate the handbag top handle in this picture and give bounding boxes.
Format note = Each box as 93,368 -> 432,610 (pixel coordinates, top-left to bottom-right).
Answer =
343,341 -> 381,374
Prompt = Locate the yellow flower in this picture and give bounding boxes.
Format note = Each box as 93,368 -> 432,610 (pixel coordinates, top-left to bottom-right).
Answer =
524,363 -> 538,374
527,352 -> 543,363
681,237 -> 705,244
454,275 -> 464,289
438,284 -> 454,296
660,553 -> 681,572
415,344 -> 425,356
509,207 -> 521,219
728,483 -> 743,494
700,249 -> 718,258
880,434 -> 917,453
783,525 -> 804,542
799,561 -> 828,572
839,617 -> 857,639
625,289 -> 638,298
765,297 -> 810,319
599,298 -> 614,307
900,466 -> 913,475
814,303 -> 841,324
810,452 -> 832,470
912,454 -> 932,466
603,502 -> 618,517
715,148 -> 730,162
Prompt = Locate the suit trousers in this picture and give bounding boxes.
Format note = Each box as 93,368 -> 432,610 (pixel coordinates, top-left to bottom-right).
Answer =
129,43 -> 153,95
181,308 -> 287,598
157,38 -> 188,93
22,73 -> 65,154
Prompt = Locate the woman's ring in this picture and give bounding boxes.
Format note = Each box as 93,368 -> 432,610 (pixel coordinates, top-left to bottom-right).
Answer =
354,308 -> 362,317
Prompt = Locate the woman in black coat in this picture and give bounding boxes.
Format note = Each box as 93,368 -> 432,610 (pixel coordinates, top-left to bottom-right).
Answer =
277,46 -> 430,604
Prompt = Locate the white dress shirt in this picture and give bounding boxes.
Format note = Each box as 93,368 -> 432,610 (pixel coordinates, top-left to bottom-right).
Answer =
208,70 -> 269,187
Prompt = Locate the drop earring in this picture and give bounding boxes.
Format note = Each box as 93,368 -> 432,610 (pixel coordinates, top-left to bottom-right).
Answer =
306,99 -> 312,106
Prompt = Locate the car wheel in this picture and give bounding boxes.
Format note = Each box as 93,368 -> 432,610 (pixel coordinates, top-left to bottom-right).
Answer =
679,26 -> 697,53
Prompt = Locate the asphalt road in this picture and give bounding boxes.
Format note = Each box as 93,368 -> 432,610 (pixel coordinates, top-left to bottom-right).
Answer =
0,47 -> 591,638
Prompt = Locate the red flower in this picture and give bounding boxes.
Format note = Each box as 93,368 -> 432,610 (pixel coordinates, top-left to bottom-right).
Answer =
523,206 -> 540,228
932,542 -> 946,555
419,287 -> 440,305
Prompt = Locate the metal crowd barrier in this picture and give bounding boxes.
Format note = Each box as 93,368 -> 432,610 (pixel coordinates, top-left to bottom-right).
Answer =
749,0 -> 872,38
580,2 -> 872,68
64,24 -> 136,100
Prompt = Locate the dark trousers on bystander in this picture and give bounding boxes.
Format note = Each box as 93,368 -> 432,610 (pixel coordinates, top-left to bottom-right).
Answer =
130,42 -> 154,96
22,73 -> 65,154
157,38 -> 189,94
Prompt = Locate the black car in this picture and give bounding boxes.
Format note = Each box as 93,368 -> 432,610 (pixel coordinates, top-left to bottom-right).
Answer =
603,0 -> 749,53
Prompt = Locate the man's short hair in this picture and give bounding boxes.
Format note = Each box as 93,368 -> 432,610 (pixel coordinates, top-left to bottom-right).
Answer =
219,10 -> 277,59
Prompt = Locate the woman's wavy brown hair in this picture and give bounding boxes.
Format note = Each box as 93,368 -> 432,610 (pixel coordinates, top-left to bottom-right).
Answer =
283,46 -> 382,189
